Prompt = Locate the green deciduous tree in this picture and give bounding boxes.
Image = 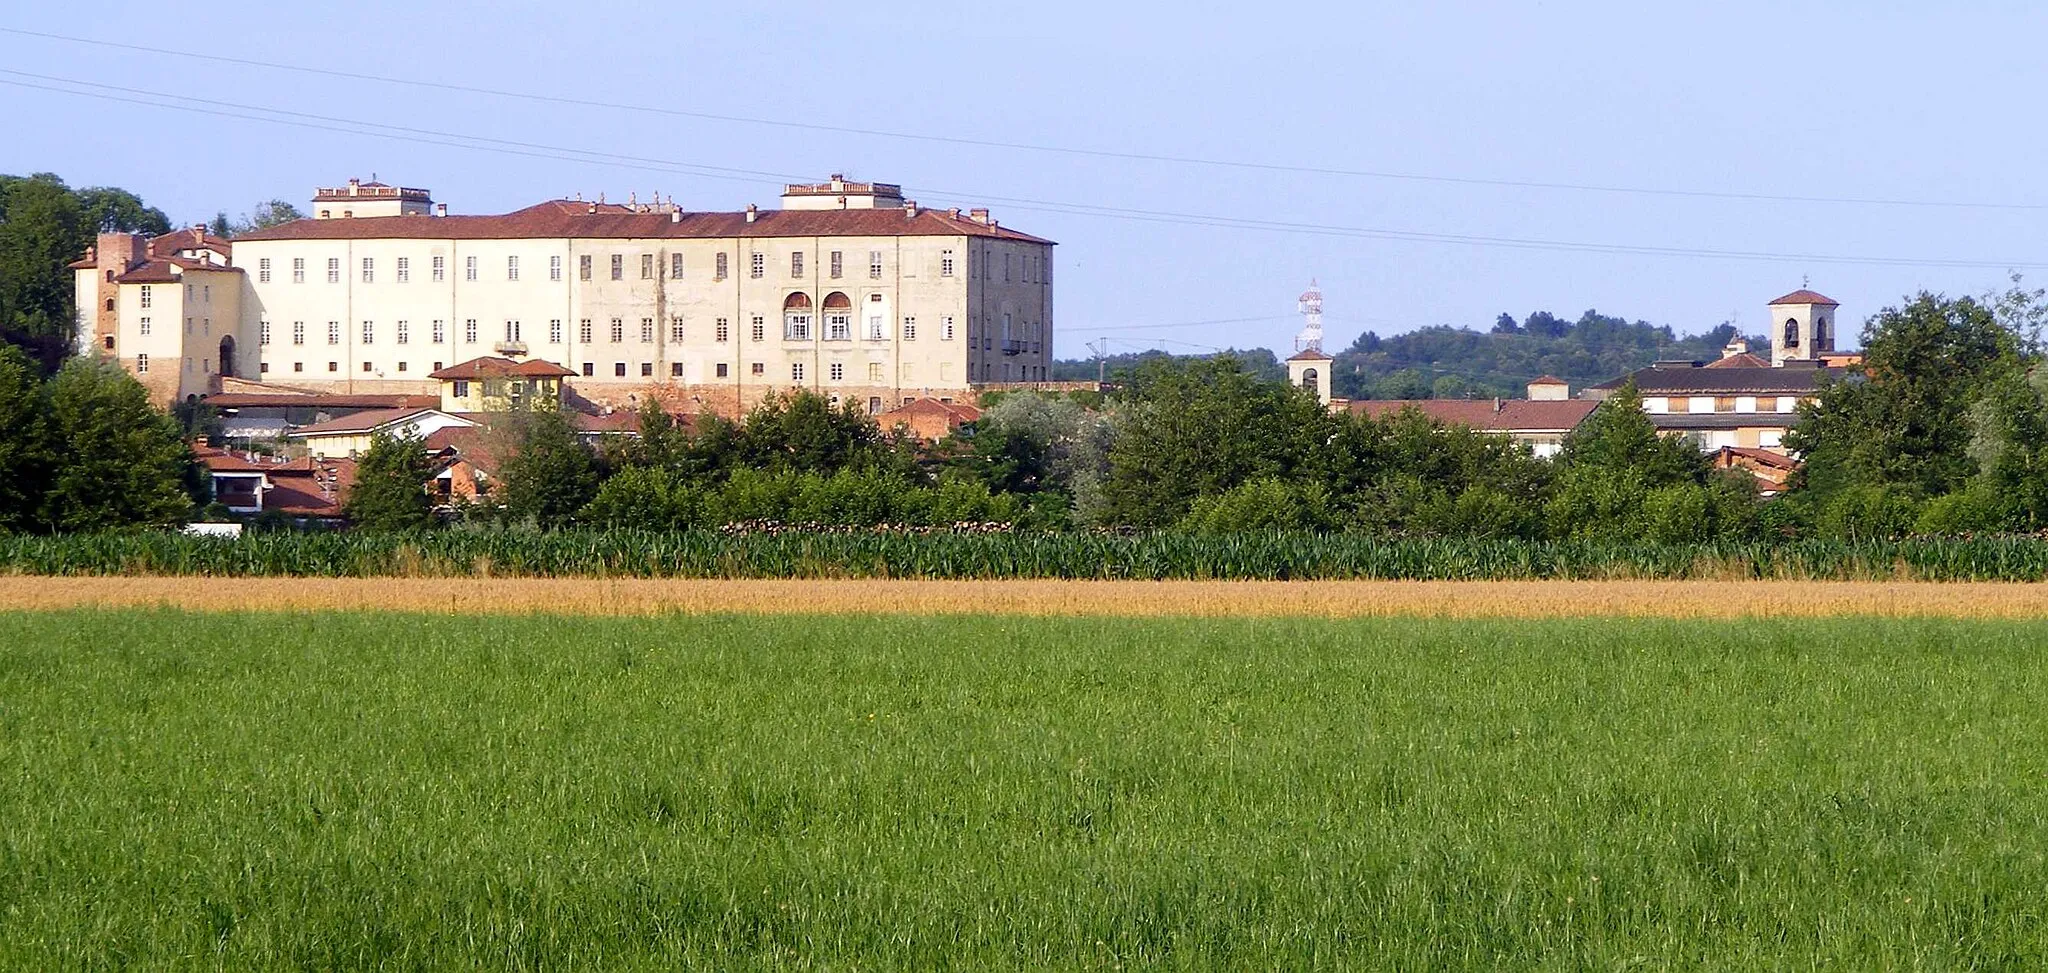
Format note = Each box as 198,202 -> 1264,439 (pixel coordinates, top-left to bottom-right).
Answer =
0,344 -> 52,531
498,407 -> 600,528
1788,293 -> 2018,501
344,429 -> 437,531
40,357 -> 192,531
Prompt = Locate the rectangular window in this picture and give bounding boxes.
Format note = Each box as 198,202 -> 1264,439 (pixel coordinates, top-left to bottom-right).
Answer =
829,251 -> 843,278
791,363 -> 805,382
641,254 -> 654,280
670,362 -> 684,377
362,362 -> 373,373
292,258 -> 305,284
869,250 -> 883,279
829,362 -> 844,382
670,317 -> 684,342
258,258 -> 271,283
550,255 -> 562,281
901,363 -> 914,382
327,321 -> 341,345
614,362 -> 627,377
751,362 -> 765,376
943,316 -> 955,341
786,314 -> 813,342
902,316 -> 916,341
505,320 -> 522,343
579,255 -> 592,281
507,255 -> 520,281
749,253 -> 764,279
866,315 -> 884,341
465,256 -> 478,282
135,354 -> 148,373
581,363 -> 594,377
432,255 -> 445,282
610,254 -> 623,281
641,362 -> 654,377
940,249 -> 955,277
579,319 -> 593,344
464,319 -> 478,344
640,318 -> 654,343
361,321 -> 374,345
139,285 -> 151,308
137,316 -> 152,336
716,362 -> 729,378
791,252 -> 804,278
431,320 -> 445,344
1004,253 -> 1011,282
715,318 -> 730,343
396,320 -> 409,345
291,321 -> 304,345
327,258 -> 340,283
328,361 -> 339,373
751,316 -> 765,342
868,362 -> 883,382
826,314 -> 849,341
397,256 -> 410,283
549,319 -> 563,344
610,318 -> 624,343
715,252 -> 729,280
671,252 -> 684,279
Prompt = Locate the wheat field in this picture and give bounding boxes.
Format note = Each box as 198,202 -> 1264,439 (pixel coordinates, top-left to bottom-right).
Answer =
4,575 -> 2048,617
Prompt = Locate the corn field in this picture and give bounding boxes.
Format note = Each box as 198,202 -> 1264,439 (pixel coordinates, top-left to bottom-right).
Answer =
9,531 -> 2048,581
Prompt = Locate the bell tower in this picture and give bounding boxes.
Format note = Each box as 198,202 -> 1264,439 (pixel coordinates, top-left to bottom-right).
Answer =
1767,285 -> 1839,366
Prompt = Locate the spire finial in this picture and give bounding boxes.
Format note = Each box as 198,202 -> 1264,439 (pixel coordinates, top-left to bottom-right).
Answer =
1802,273 -> 1810,289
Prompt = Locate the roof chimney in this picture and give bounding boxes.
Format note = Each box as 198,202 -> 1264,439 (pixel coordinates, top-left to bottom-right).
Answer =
1721,338 -> 1748,359
745,203 -> 758,223
435,202 -> 447,217
968,208 -> 991,225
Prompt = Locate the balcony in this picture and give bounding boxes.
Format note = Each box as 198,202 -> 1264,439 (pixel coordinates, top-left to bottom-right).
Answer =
1002,339 -> 1026,357
494,341 -> 528,357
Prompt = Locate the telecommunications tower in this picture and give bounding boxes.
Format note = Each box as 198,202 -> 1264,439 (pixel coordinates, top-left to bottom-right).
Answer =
1294,279 -> 1324,353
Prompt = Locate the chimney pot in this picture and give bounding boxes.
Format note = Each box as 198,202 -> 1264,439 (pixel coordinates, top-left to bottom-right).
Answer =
745,203 -> 758,223
969,208 -> 990,224
434,203 -> 447,217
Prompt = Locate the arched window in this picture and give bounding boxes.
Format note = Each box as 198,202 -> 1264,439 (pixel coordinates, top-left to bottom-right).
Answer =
218,335 -> 237,379
1300,367 -> 1319,390
782,292 -> 813,341
1783,318 -> 1800,349
104,270 -> 114,282
1814,317 -> 1829,350
823,292 -> 852,341
105,298 -> 116,312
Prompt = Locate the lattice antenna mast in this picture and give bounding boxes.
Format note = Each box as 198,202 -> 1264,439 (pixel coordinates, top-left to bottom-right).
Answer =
1294,279 -> 1325,353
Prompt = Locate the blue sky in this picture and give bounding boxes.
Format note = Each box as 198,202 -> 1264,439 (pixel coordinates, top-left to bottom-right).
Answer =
4,1 -> 2044,358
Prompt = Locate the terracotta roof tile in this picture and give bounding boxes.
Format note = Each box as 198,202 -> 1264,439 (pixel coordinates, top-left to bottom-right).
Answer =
1704,353 -> 1771,368
1767,289 -> 1839,306
1345,398 -> 1598,433
428,356 -> 576,380
237,202 -> 1054,245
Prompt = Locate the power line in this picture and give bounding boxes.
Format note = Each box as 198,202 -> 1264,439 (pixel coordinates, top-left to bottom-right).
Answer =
1054,315 -> 1293,334
7,73 -> 2048,273
3,24 -> 2043,214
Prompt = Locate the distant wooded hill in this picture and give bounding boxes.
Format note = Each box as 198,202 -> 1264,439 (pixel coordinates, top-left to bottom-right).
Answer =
1054,311 -> 1768,399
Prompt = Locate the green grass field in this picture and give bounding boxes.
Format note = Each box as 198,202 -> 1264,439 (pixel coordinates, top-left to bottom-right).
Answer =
3,610 -> 2046,969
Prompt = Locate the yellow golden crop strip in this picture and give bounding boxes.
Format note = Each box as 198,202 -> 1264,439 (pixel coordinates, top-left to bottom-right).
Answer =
6,577 -> 2048,619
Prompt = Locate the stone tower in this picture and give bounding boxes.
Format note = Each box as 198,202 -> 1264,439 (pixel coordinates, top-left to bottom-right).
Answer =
1767,288 -> 1839,366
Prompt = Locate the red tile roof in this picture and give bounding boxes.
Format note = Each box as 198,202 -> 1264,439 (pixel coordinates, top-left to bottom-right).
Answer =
1767,289 -> 1839,307
70,230 -> 232,269
284,407 -> 468,438
264,457 -> 355,517
428,356 -> 577,380
1346,398 -> 1600,433
1527,374 -> 1567,385
237,200 -> 1054,245
1286,348 -> 1333,362
1705,352 -> 1771,368
112,256 -> 243,284
423,426 -> 502,475
204,392 -> 440,410
192,444 -> 274,473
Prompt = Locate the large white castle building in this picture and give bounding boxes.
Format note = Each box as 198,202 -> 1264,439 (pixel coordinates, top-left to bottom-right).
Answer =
72,175 -> 1055,413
